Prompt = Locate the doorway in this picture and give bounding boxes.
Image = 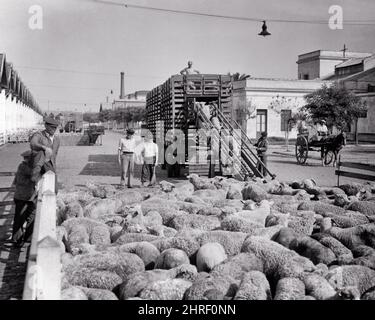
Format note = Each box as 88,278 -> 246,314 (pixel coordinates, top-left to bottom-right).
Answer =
256,109 -> 267,138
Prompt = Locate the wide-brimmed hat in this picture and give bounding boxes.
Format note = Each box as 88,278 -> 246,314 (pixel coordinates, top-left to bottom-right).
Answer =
44,117 -> 59,127
126,128 -> 135,135
320,120 -> 326,124
21,150 -> 32,158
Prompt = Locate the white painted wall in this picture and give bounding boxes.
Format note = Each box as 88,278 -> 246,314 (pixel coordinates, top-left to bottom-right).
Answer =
0,90 -> 43,145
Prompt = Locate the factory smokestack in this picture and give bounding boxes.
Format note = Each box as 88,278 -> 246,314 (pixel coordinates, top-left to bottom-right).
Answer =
120,72 -> 125,99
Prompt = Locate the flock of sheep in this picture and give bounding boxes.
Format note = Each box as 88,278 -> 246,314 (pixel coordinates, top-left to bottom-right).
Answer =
56,174 -> 375,300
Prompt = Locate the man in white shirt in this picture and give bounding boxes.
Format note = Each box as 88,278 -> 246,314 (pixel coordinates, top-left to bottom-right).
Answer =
140,133 -> 159,187
118,128 -> 136,188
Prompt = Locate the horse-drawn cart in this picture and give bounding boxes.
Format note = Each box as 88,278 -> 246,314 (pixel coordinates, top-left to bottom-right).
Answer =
295,132 -> 346,165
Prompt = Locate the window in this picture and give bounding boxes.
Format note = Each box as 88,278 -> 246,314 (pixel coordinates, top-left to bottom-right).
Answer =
281,110 -> 292,131
359,110 -> 367,118
303,74 -> 309,80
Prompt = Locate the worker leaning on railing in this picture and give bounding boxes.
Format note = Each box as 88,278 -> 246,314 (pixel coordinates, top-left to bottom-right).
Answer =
255,131 -> 269,177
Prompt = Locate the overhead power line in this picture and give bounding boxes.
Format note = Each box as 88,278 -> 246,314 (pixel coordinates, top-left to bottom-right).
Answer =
15,65 -> 165,79
87,0 -> 375,26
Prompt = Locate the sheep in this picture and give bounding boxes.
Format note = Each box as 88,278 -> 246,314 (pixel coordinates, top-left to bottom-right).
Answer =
272,227 -> 299,249
274,278 -> 305,300
188,174 -> 217,190
83,198 -> 121,220
311,234 -> 353,265
221,216 -> 262,233
168,214 -> 221,231
65,267 -> 123,290
230,200 -> 272,226
339,183 -> 364,196
362,288 -> 375,300
241,236 -> 316,281
155,248 -> 190,270
78,287 -> 119,300
192,189 -> 227,202
196,230 -> 248,256
297,201 -> 346,216
184,196 -> 207,205
196,242 -> 227,272
287,211 -> 316,236
113,242 -> 160,270
347,201 -> 375,217
289,236 -> 337,265
112,189 -> 144,205
303,274 -> 337,300
151,237 -> 201,258
115,232 -> 160,245
234,271 -> 271,300
226,184 -> 243,200
184,274 -> 238,300
61,286 -> 88,300
325,224 -> 375,250
326,265 -> 375,295
178,201 -> 207,215
197,207 -> 222,216
64,201 -> 84,220
324,211 -> 369,228
210,253 -> 263,280
159,180 -> 175,193
67,251 -> 145,281
118,264 -> 197,299
86,182 -> 117,199
242,183 -> 268,202
139,279 -> 192,300
58,189 -> 95,207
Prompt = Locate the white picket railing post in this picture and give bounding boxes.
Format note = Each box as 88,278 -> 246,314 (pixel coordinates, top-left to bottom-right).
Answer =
23,171 -> 61,300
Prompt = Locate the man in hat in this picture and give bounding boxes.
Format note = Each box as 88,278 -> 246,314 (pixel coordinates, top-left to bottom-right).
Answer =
10,150 -> 40,246
316,119 -> 328,141
180,61 -> 200,75
118,128 -> 136,188
29,116 -> 60,192
255,131 -> 269,177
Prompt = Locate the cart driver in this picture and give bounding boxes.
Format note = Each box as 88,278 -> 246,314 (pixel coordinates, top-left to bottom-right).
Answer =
180,61 -> 200,75
316,119 -> 328,141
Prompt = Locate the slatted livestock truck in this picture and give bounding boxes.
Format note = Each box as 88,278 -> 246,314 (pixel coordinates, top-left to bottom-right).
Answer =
145,74 -> 275,180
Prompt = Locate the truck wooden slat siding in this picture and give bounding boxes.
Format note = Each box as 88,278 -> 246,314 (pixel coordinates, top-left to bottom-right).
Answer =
145,74 -> 232,177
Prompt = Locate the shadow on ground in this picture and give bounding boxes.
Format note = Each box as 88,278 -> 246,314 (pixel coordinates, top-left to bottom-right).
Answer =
79,154 -> 120,176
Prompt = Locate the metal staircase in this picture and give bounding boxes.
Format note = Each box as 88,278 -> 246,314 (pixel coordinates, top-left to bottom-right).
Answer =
196,105 -> 276,180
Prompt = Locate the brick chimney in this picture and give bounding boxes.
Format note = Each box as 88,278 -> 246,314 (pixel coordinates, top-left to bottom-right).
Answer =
120,72 -> 125,99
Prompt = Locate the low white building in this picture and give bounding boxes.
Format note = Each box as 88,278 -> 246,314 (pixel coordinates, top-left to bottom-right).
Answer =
232,78 -> 329,139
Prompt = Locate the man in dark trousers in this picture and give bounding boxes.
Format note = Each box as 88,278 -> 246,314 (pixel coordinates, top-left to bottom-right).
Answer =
255,131 -> 269,177
11,150 -> 39,246
29,117 -> 60,193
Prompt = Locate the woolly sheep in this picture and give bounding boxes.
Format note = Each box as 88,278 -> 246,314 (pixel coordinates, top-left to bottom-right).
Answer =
168,214 -> 221,231
65,267 -> 123,290
196,242 -> 227,272
139,279 -> 192,300
114,242 -> 160,270
61,286 -> 88,300
242,183 -> 268,202
221,216 -> 262,233
234,271 -> 271,300
151,237 -> 200,258
65,201 -> 84,220
339,183 -> 364,196
303,274 -> 337,300
289,236 -> 336,265
226,184 -> 243,200
272,227 -> 299,249
326,265 -> 375,295
83,199 -> 121,220
241,236 -> 316,281
297,201 -> 346,216
86,182 -> 117,199
325,211 -> 369,228
155,248 -> 190,269
112,189 -> 144,205
287,211 -> 316,236
210,253 -> 263,280
115,232 -> 160,245
312,234 -> 353,265
347,201 -> 375,217
78,287 -> 118,300
184,274 -> 238,300
188,174 -> 217,191
274,278 -> 305,300
196,230 -> 248,256
119,264 -> 197,299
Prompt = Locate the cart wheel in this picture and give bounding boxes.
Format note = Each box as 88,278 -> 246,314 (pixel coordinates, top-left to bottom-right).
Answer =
295,135 -> 308,165
324,150 -> 335,165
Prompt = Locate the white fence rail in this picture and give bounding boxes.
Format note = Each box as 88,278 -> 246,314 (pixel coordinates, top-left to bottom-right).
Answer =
23,171 -> 61,300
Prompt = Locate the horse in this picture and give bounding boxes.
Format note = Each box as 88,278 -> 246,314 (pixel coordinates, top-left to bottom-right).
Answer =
322,132 -> 346,166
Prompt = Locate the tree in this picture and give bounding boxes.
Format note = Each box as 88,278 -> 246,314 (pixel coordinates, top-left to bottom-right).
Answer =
302,83 -> 366,131
227,72 -> 251,81
99,103 -> 103,113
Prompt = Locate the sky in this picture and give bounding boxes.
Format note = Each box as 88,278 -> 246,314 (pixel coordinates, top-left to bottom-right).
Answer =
0,0 -> 375,112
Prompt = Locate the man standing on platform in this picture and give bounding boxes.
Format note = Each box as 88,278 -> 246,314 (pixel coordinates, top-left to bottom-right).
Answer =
118,128 -> 136,188
29,117 -> 60,193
